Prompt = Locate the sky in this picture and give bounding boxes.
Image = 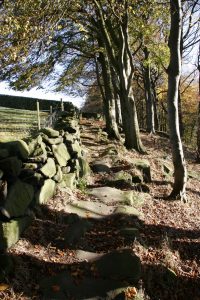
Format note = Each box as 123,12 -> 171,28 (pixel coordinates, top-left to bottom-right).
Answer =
0,82 -> 84,108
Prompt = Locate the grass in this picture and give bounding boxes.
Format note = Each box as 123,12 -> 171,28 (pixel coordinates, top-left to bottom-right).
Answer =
0,106 -> 48,141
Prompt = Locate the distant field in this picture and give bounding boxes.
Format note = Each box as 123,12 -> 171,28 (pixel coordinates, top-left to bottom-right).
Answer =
0,106 -> 49,141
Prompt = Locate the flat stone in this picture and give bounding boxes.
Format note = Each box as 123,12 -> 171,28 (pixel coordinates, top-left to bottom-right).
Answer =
94,249 -> 141,282
52,143 -> 71,167
28,135 -> 43,155
40,128 -> 60,138
42,135 -> 63,145
70,200 -> 115,218
41,272 -> 129,300
64,219 -> 92,246
53,165 -> 63,183
40,158 -> 56,178
63,201 -> 113,219
70,140 -> 83,157
23,163 -> 38,170
88,187 -> 136,206
62,173 -> 76,189
75,250 -> 103,262
32,142 -> 47,157
78,157 -> 91,178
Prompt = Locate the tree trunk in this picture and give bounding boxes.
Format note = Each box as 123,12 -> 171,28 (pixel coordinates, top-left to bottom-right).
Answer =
93,0 -> 145,153
167,0 -> 187,201
95,52 -> 121,140
196,43 -> 200,160
143,47 -> 155,134
151,78 -> 159,131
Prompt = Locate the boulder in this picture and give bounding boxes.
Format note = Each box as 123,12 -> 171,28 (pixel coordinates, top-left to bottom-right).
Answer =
0,140 -> 29,160
2,179 -> 34,218
40,128 -> 60,138
36,179 -> 56,205
132,159 -> 151,183
40,158 -> 56,178
131,168 -> 143,183
0,156 -> 22,178
0,215 -> 33,250
113,171 -> 132,183
91,160 -> 111,173
52,143 -> 71,167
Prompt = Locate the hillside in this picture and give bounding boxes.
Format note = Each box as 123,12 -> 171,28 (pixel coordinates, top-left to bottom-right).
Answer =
0,118 -> 200,300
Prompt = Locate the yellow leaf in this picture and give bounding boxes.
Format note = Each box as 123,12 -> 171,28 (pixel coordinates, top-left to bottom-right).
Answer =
0,283 -> 9,291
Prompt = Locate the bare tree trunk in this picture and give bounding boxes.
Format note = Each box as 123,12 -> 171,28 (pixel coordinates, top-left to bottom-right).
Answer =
167,0 -> 187,201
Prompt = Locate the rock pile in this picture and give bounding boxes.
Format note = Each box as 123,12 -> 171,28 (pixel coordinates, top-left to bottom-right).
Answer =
0,112 -> 90,251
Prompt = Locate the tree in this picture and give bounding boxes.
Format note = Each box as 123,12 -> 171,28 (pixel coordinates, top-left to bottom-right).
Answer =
0,0 -> 146,152
167,0 -> 187,201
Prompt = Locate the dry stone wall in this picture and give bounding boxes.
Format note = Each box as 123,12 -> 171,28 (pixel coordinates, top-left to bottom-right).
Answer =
0,111 -> 90,251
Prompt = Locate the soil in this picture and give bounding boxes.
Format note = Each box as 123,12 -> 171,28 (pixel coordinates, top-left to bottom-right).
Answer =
0,118 -> 200,300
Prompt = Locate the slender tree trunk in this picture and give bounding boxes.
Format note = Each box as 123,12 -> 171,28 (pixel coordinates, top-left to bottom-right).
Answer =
95,53 -> 121,140
196,43 -> 200,160
143,47 -> 155,134
151,79 -> 159,131
167,0 -> 187,201
178,86 -> 184,137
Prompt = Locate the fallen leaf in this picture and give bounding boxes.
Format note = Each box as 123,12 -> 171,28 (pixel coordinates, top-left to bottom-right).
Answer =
51,285 -> 61,292
0,283 -> 9,291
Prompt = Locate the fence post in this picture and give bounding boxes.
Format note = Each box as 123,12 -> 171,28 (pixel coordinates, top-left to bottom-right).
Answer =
50,105 -> 53,126
60,98 -> 64,112
37,101 -> 41,130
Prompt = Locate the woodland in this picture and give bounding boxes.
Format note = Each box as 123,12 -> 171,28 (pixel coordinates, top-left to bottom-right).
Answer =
0,0 -> 200,299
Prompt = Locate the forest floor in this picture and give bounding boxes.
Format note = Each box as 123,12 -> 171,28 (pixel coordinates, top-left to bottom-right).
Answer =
0,118 -> 200,300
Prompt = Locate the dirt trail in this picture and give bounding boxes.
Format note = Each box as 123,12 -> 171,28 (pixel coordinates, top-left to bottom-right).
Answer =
1,119 -> 200,300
